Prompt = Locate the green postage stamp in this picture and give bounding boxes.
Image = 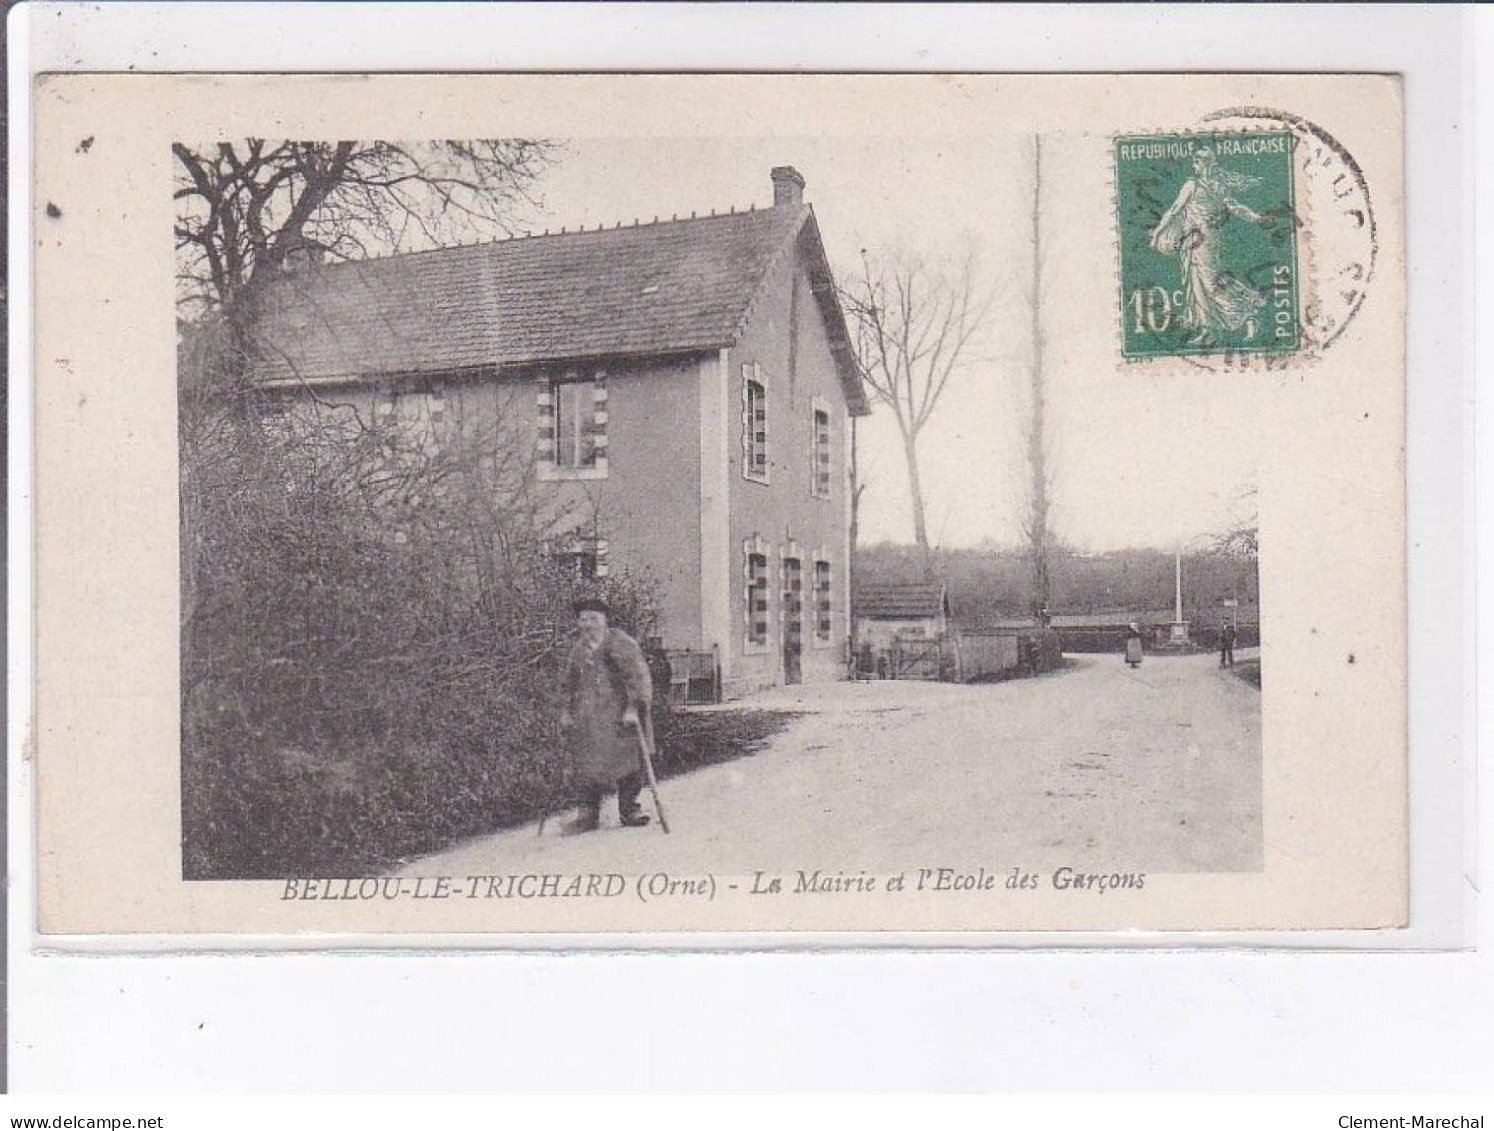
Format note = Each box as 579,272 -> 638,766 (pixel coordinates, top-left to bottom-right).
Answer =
1116,131 -> 1300,359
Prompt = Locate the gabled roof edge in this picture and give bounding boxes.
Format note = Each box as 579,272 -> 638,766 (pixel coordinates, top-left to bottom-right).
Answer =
729,206 -> 871,417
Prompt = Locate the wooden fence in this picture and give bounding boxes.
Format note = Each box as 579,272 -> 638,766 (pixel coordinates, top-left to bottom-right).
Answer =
951,628 -> 1062,681
854,628 -> 1062,683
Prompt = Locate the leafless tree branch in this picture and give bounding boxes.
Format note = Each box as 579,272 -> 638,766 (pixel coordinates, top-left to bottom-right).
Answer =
839,246 -> 997,578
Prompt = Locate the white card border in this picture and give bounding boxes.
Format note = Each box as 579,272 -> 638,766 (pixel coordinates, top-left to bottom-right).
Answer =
7,0 -> 1484,1092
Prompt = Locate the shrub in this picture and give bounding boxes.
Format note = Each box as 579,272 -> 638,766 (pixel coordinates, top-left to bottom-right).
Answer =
180,376 -> 666,878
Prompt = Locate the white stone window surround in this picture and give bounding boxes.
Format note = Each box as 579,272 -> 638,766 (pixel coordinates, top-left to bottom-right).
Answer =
740,361 -> 770,485
374,382 -> 447,453
810,395 -> 833,499
537,369 -> 609,482
554,531 -> 611,579
811,550 -> 834,647
742,533 -> 773,655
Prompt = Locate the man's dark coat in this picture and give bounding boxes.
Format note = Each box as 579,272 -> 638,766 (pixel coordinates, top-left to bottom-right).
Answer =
561,628 -> 654,789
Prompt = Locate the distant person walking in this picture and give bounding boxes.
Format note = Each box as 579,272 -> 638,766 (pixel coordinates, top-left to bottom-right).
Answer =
1124,622 -> 1144,668
1219,622 -> 1238,668
559,596 -> 654,833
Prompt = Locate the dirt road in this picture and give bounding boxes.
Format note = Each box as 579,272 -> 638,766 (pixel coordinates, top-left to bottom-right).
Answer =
400,651 -> 1261,877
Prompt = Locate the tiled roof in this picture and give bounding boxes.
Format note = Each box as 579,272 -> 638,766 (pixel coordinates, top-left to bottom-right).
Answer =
854,583 -> 950,620
252,204 -> 868,413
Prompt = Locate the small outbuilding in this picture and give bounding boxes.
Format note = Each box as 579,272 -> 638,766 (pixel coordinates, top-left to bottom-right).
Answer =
853,582 -> 951,680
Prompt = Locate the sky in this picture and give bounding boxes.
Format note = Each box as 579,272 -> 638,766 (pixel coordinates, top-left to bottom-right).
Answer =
501,135 -> 1258,553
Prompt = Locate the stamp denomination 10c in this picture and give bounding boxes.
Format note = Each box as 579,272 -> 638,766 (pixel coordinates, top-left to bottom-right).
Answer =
1116,131 -> 1300,360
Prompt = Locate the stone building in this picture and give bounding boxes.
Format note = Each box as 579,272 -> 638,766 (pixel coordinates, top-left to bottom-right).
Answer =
253,167 -> 869,697
852,582 -> 952,679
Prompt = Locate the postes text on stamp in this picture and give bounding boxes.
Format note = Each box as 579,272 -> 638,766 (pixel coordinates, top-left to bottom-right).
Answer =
1116,131 -> 1300,359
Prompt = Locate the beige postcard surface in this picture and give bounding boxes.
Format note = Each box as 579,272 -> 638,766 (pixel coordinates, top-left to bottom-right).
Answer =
32,72 -> 1405,938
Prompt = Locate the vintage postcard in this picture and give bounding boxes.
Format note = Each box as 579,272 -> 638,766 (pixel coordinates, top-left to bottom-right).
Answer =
30,72 -> 1405,939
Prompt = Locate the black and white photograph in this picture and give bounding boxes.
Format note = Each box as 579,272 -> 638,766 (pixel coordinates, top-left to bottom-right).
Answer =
175,134 -> 1262,887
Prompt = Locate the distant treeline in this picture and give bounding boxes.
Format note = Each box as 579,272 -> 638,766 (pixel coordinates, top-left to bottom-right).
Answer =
854,541 -> 1259,627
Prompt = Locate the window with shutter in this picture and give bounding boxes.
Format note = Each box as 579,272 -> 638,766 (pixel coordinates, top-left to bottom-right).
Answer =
814,559 -> 833,642
742,534 -> 773,653
553,533 -> 610,580
811,402 -> 832,498
748,553 -> 770,645
537,370 -> 609,481
741,362 -> 770,484
554,378 -> 594,469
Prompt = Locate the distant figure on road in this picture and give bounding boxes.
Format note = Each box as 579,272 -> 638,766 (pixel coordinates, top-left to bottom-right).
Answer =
1125,622 -> 1144,668
1220,622 -> 1238,668
1022,635 -> 1041,677
559,596 -> 654,833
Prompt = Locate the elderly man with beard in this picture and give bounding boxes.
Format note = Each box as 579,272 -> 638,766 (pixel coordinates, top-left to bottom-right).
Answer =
558,596 -> 654,833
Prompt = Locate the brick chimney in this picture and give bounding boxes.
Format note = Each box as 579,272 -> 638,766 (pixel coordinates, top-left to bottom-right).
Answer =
771,166 -> 805,208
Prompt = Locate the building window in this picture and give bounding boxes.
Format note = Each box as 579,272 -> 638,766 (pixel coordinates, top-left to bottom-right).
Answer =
747,553 -> 769,645
811,401 -> 832,498
558,545 -> 598,580
554,534 -> 609,580
741,362 -> 769,484
260,395 -> 296,447
374,389 -> 405,452
554,378 -> 595,468
743,535 -> 772,651
537,371 -> 608,480
814,559 -> 833,642
372,383 -> 452,455
426,384 -> 447,429
374,389 -> 410,451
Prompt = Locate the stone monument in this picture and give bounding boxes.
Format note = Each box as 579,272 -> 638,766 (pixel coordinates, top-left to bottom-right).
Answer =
1167,548 -> 1191,645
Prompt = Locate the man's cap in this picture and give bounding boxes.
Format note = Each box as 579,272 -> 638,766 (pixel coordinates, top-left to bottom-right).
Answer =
571,595 -> 611,617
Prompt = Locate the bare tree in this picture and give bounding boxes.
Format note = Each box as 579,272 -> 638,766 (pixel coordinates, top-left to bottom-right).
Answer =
1023,135 -> 1056,622
1208,485 -> 1260,559
173,140 -> 554,463
840,248 -> 995,578
174,140 -> 556,643
848,414 -> 867,568
168,141 -> 694,878
174,139 -> 555,320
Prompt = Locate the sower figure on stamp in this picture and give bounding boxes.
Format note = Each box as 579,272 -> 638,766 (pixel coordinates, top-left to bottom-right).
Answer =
559,596 -> 654,833
1150,146 -> 1274,346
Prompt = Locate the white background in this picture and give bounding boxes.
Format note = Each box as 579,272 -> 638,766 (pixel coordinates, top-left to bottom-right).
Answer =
8,2 -> 1488,1093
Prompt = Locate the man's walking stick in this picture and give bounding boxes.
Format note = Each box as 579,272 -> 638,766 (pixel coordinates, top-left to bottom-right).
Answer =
630,717 -> 671,834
